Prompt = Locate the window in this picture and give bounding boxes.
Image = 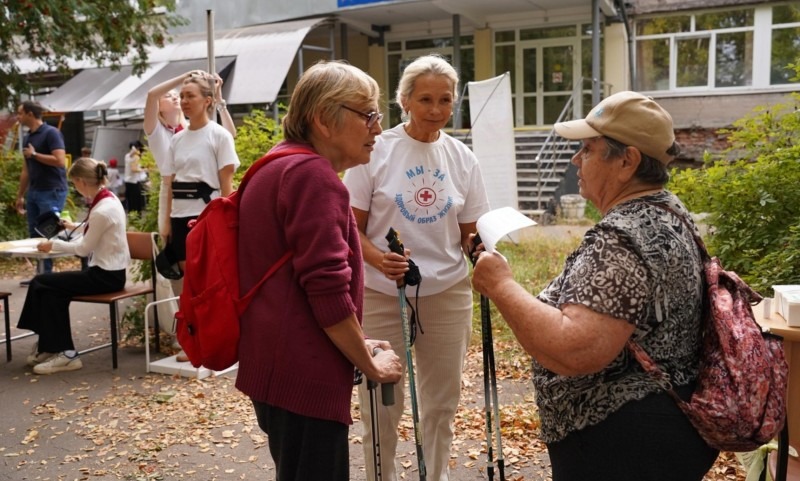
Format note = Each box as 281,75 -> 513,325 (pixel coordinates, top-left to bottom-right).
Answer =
385,36 -> 475,128
771,4 -> 800,84
635,3 -> 799,92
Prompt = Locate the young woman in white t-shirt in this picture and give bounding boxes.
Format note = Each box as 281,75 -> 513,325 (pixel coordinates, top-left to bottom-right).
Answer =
160,72 -> 240,270
144,70 -> 236,235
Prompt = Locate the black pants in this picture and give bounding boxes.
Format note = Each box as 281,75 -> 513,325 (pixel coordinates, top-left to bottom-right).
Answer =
546,384 -> 719,481
252,401 -> 349,481
17,267 -> 126,353
125,182 -> 145,213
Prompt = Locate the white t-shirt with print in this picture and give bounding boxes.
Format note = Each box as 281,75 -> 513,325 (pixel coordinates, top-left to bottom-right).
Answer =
164,122 -> 239,218
343,123 -> 490,296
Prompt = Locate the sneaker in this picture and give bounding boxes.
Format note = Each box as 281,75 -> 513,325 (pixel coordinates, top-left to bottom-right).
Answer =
33,352 -> 83,375
26,341 -> 52,367
19,279 -> 31,287
27,351 -> 55,367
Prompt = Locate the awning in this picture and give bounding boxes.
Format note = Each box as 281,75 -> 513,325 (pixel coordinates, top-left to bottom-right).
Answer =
216,18 -> 326,105
40,65 -> 137,112
109,57 -> 235,110
35,17 -> 329,112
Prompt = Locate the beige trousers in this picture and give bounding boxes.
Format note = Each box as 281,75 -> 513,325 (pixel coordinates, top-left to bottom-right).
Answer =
358,277 -> 473,481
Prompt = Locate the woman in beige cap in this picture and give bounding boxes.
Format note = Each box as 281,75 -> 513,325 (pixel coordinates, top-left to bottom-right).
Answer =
471,91 -> 718,480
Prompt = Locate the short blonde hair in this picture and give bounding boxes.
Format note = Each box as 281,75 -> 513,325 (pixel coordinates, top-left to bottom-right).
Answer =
395,54 -> 459,114
68,157 -> 108,187
282,61 -> 380,142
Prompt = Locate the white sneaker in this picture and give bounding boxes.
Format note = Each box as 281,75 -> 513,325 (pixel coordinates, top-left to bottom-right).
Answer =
27,351 -> 55,367
33,352 -> 83,375
26,341 -> 54,367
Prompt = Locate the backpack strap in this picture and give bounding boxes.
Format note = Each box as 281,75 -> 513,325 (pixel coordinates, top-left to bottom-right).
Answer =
238,145 -> 316,195
649,202 -> 710,262
628,201 -> 708,398
234,145 -> 315,315
237,250 -> 294,314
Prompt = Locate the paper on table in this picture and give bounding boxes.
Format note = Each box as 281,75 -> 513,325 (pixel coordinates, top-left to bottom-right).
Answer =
476,206 -> 537,253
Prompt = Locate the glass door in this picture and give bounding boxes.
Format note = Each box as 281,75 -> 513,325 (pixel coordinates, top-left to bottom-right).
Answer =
518,40 -> 579,126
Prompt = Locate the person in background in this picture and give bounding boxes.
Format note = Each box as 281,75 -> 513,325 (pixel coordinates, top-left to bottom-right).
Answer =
15,100 -> 68,283
237,60 -> 402,481
144,69 -> 235,237
106,158 -> 124,197
123,140 -> 148,214
343,54 -> 490,481
471,91 -> 718,481
78,146 -> 92,160
160,71 -> 239,362
17,157 -> 129,375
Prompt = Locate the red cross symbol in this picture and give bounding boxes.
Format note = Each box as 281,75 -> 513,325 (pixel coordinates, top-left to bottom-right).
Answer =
416,187 -> 436,207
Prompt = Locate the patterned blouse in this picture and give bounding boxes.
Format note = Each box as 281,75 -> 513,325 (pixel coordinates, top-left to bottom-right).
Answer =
534,190 -> 704,443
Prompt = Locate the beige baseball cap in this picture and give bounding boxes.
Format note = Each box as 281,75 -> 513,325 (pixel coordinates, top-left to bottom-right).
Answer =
554,91 -> 676,165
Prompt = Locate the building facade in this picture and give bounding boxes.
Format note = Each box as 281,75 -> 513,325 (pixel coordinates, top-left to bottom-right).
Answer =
165,0 -> 799,161
28,0 -> 800,163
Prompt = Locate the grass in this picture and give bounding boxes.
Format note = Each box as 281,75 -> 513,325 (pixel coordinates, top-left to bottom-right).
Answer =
469,235 -> 583,357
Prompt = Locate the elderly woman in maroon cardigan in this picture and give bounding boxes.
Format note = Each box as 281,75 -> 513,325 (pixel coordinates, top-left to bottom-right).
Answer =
235,60 -> 402,481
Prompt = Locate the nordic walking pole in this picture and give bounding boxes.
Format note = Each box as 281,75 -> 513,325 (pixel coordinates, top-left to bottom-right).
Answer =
386,228 -> 427,481
369,348 -> 395,481
472,233 -> 506,481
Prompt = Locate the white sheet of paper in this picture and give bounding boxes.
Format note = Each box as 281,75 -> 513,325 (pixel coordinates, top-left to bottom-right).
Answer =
476,206 -> 537,253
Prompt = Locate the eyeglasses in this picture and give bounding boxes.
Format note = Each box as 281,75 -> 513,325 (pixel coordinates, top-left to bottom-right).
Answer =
340,104 -> 383,129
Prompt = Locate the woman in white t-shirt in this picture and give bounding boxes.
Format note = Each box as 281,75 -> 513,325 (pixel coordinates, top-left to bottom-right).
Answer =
144,70 -> 236,235
343,54 -> 490,481
161,72 -> 239,271
123,141 -> 148,213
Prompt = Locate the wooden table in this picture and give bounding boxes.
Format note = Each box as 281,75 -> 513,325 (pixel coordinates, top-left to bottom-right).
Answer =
755,302 -> 800,445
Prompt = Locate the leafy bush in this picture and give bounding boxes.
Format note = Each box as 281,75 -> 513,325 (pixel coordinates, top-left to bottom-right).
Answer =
232,107 -> 285,183
0,149 -> 83,241
0,150 -> 30,241
669,63 -> 800,294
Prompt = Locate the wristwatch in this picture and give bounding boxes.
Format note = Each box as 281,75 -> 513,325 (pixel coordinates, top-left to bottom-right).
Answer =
216,99 -> 227,111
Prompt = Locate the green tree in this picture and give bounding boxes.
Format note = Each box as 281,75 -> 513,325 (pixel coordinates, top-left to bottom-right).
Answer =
0,0 -> 185,108
669,61 -> 800,294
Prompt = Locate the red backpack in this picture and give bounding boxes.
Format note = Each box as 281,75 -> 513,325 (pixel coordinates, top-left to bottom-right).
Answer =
175,146 -> 313,371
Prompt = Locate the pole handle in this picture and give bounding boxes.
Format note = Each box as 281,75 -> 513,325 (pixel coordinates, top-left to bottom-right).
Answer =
372,347 -> 395,406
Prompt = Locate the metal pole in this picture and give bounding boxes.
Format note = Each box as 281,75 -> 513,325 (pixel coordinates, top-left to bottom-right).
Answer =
452,14 -> 462,130
207,10 -> 216,76
591,0 -> 601,105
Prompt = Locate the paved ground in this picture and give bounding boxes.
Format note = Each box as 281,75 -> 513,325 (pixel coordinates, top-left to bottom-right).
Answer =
0,226 -> 591,481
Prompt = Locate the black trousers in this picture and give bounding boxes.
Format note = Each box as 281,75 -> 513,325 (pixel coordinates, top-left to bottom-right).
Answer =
546,384 -> 719,481
125,182 -> 145,213
17,267 -> 126,353
252,401 -> 349,481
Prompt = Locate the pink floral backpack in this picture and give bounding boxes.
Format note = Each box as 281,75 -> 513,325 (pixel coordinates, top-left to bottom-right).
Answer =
628,205 -> 788,452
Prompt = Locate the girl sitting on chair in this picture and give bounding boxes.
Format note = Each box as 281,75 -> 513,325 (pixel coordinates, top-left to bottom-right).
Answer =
18,157 -> 129,374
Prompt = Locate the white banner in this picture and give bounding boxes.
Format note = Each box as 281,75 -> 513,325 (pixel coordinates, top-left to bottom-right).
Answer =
467,73 -> 516,211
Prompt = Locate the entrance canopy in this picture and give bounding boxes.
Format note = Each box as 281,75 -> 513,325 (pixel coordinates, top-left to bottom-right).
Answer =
39,17 -> 328,112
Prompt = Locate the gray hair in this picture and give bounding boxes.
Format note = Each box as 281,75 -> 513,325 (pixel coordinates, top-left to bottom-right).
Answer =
395,54 -> 459,115
603,136 -> 672,185
283,60 -> 381,142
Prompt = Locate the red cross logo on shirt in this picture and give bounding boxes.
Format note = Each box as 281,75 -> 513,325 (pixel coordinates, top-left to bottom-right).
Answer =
416,187 -> 436,207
